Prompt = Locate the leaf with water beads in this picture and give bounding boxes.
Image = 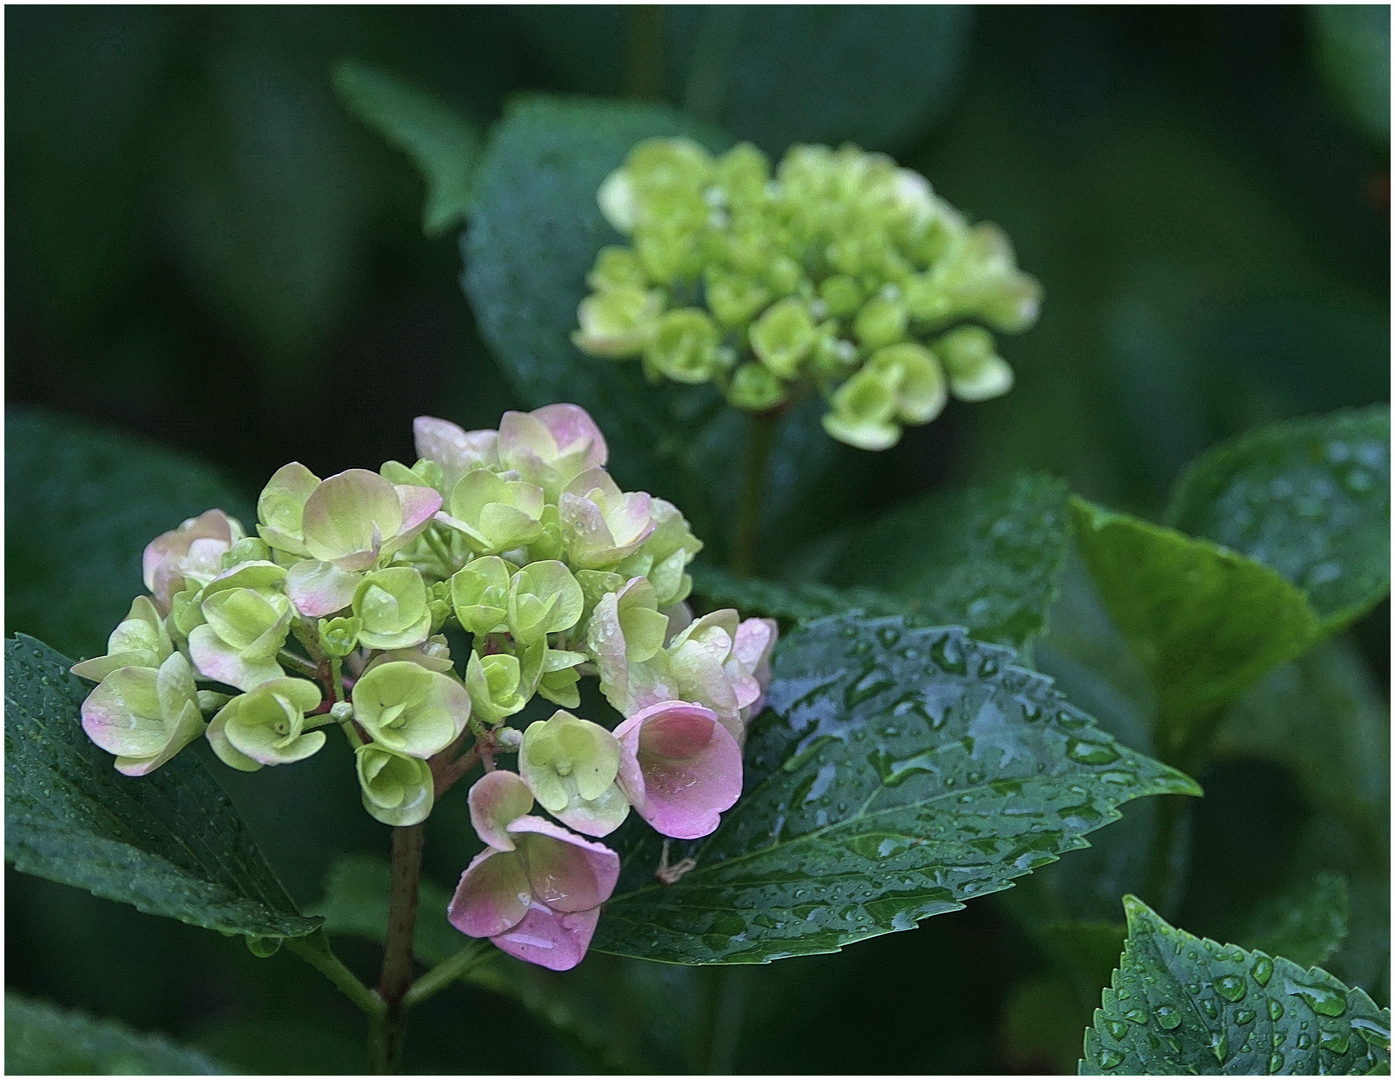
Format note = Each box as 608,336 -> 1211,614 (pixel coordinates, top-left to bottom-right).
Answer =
1081,896 -> 1390,1075
591,613 -> 1197,964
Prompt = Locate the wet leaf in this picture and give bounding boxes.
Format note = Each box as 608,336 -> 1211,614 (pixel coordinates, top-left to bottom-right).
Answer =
5,635 -> 319,939
1081,895 -> 1390,1075
1237,873 -> 1351,972
593,613 -> 1198,964
5,992 -> 229,1074
1070,497 -> 1322,753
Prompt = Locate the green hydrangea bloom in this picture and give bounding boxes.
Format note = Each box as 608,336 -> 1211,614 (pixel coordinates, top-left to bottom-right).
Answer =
575,138 -> 1040,451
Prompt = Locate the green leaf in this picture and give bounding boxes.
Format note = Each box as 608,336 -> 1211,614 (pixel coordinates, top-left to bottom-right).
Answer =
5,406 -> 253,662
690,565 -> 906,624
1070,497 -> 1322,753
332,59 -> 480,238
313,854 -> 660,1072
5,635 -> 320,939
1167,405 -> 1390,631
1081,895 -> 1390,1076
5,992 -> 229,1075
462,94 -> 835,561
1237,873 -> 1350,971
822,474 -> 1073,647
593,613 -> 1198,964
1214,637 -> 1388,827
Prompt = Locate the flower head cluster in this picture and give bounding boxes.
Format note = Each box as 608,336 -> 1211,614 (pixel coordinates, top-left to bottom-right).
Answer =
573,138 -> 1041,450
71,404 -> 775,971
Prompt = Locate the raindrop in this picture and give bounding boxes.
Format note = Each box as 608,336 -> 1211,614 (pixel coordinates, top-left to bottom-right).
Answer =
1252,956 -> 1274,987
1215,975 -> 1247,1002
1106,1020 -> 1129,1040
1268,1053 -> 1285,1074
1124,1007 -> 1147,1025
1269,1000 -> 1284,1021
1236,1010 -> 1256,1026
1066,738 -> 1121,766
1210,1031 -> 1228,1063
1287,978 -> 1348,1017
1297,1034 -> 1312,1051
1200,998 -> 1218,1020
876,625 -> 901,648
1155,1004 -> 1181,1030
1317,1027 -> 1350,1054
1097,1048 -> 1124,1070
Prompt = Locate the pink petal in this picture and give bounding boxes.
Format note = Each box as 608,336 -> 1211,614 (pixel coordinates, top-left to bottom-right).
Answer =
142,509 -> 234,594
491,902 -> 599,972
395,484 -> 444,536
469,771 -> 535,851
448,847 -> 531,939
286,560 -> 360,618
507,816 -> 620,912
613,701 -> 742,840
531,403 -> 607,468
413,416 -> 500,487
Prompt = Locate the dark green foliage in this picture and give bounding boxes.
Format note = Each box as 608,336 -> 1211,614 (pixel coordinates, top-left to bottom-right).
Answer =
5,993 -> 229,1075
1081,896 -> 1390,1075
5,407 -> 253,662
1168,405 -> 1391,629
1237,873 -> 1350,971
593,614 -> 1197,963
5,636 -> 319,939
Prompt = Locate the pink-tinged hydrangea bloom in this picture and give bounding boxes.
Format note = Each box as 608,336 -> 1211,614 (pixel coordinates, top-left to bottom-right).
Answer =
518,711 -> 630,837
665,610 -> 778,742
143,509 -> 244,614
613,701 -> 742,840
587,578 -> 680,717
413,416 -> 500,495
448,815 -> 620,971
731,616 -> 778,725
81,652 -> 205,776
558,468 -> 655,569
468,770 -> 535,851
498,404 -> 609,500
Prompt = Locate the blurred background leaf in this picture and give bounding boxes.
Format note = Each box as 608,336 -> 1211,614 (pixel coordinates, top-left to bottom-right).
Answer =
6,6 -> 1388,1073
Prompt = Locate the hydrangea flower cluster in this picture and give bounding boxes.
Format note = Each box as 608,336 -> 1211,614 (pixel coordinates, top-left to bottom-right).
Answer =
71,404 -> 776,970
572,138 -> 1042,451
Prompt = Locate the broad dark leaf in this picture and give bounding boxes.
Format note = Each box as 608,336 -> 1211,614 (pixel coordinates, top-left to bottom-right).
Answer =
5,406 -> 253,662
822,474 -> 1073,647
5,993 -> 228,1075
1168,405 -> 1390,630
462,95 -> 835,559
332,59 -> 481,238
5,635 -> 319,938
1081,896 -> 1390,1075
1070,497 -> 1321,750
690,565 -> 905,623
1237,873 -> 1350,972
593,614 -> 1198,964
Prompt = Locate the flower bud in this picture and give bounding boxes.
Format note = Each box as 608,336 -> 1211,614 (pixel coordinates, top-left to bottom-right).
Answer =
352,660 -> 471,758
587,245 -> 648,292
853,291 -> 909,350
71,596 -> 173,682
705,268 -> 772,329
450,556 -> 515,637
188,587 -> 294,691
866,342 -> 948,424
448,816 -> 619,971
727,362 -> 787,412
257,464 -> 320,558
613,701 -> 743,839
318,616 -> 362,657
571,286 -> 662,359
80,652 -> 205,776
933,326 -> 1015,402
821,366 -> 902,451
819,274 -> 864,318
206,678 -> 325,772
750,297 -> 816,380
643,309 -> 724,384
519,711 -> 630,836
352,567 -> 432,650
508,561 -> 584,646
440,470 -> 546,556
356,743 -> 434,826
558,468 -> 655,570
663,611 -> 778,742
330,700 -> 355,722
465,643 -> 543,725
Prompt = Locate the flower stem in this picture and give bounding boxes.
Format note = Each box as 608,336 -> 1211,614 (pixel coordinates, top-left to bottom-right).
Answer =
730,411 -> 781,577
285,930 -> 383,1019
368,823 -> 425,1074
404,940 -> 492,1008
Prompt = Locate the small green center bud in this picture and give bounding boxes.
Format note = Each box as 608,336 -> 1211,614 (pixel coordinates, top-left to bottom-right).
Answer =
853,292 -> 909,350
222,536 -> 271,569
643,309 -> 724,384
750,298 -> 817,380
705,268 -> 772,328
352,567 -> 431,651
465,643 -> 543,725
727,363 -> 788,412
933,325 -> 1015,402
572,286 -> 662,359
866,342 -> 948,424
508,561 -> 584,646
587,245 -> 649,292
329,701 -> 355,723
819,275 -> 864,318
356,743 -> 434,826
319,616 -> 362,657
450,556 -> 515,637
